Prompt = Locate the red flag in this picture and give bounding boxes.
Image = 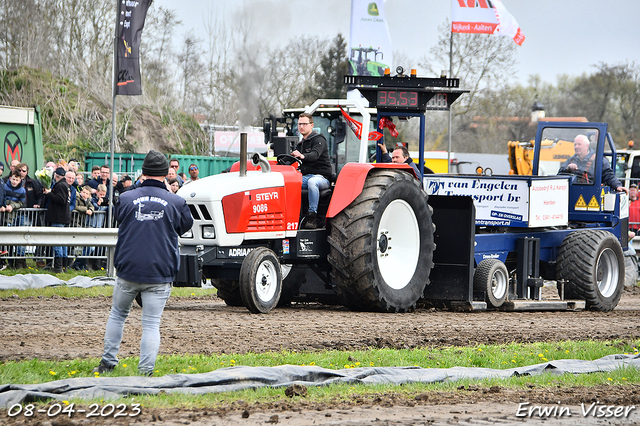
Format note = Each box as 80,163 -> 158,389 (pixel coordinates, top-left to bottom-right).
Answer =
339,106 -> 383,141
451,0 -> 525,46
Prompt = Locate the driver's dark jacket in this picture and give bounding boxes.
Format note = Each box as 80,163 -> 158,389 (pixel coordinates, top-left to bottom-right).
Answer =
295,132 -> 332,180
114,179 -> 193,284
559,148 -> 621,190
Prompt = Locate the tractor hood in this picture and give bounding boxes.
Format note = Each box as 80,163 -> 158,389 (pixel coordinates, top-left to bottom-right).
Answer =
178,169 -> 301,247
178,171 -> 286,203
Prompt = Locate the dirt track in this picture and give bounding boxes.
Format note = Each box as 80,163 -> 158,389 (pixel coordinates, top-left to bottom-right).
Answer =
2,286 -> 639,361
1,286 -> 640,425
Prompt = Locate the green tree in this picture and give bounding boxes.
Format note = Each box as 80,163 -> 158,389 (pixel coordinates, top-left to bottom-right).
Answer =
303,33 -> 349,101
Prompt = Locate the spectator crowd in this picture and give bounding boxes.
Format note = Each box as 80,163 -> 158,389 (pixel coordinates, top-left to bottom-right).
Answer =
0,156 -> 203,272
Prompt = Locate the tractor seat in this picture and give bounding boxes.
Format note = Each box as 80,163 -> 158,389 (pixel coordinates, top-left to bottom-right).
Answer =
301,173 -> 336,201
301,186 -> 333,200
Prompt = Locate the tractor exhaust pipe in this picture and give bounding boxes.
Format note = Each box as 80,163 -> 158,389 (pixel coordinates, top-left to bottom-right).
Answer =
240,133 -> 247,177
251,152 -> 271,173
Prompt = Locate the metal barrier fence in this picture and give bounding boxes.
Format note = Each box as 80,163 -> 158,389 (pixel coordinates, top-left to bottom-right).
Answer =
0,208 -> 114,265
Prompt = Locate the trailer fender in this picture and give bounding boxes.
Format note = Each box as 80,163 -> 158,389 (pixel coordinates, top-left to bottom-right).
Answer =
326,163 -> 415,219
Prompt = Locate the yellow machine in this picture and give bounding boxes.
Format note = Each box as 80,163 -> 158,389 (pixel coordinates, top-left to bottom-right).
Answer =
508,118 -> 589,175
508,138 -> 577,175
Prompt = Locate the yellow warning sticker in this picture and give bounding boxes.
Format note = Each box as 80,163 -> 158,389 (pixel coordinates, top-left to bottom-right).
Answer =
587,195 -> 600,211
575,195 -> 587,210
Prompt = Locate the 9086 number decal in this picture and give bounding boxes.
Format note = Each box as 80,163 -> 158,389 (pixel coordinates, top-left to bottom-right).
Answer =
252,203 -> 268,213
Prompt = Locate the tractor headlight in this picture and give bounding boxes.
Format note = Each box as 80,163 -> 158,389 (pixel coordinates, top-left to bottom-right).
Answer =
181,229 -> 193,238
202,226 -> 216,239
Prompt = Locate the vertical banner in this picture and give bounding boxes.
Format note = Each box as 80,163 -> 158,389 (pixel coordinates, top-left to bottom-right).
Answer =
348,0 -> 393,76
451,0 -> 525,46
115,0 -> 153,95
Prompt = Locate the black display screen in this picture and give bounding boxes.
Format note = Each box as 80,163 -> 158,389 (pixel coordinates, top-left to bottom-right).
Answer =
376,90 -> 420,108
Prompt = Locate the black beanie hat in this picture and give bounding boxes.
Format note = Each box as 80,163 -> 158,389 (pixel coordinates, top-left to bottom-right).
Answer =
55,167 -> 66,177
142,150 -> 169,176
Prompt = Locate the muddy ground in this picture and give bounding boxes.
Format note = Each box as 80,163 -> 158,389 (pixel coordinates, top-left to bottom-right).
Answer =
1,285 -> 640,425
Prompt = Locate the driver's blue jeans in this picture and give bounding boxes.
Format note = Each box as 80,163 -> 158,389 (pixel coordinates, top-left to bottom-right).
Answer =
302,174 -> 330,213
101,277 -> 171,374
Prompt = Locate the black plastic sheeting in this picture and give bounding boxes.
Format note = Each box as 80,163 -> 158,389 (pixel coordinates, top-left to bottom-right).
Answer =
1,354 -> 639,408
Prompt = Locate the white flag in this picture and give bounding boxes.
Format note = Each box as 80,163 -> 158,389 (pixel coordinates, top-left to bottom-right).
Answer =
348,0 -> 393,76
451,0 -> 525,46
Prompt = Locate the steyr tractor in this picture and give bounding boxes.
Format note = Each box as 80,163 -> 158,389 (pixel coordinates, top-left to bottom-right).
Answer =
175,72 -> 627,314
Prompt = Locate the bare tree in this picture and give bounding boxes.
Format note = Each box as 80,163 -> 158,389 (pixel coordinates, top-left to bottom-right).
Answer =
556,62 -> 640,145
420,20 -> 518,117
177,31 -> 206,113
142,6 -> 182,108
418,20 -> 519,152
260,36 -> 329,117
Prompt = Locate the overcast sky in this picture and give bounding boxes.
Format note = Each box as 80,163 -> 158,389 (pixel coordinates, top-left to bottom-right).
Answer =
152,0 -> 639,85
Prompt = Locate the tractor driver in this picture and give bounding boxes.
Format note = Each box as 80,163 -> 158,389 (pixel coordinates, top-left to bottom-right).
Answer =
558,134 -> 626,193
291,113 -> 332,229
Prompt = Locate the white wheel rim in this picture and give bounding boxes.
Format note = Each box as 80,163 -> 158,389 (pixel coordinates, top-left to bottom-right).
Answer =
377,199 -> 420,290
596,248 -> 618,298
255,259 -> 278,303
492,268 -> 508,300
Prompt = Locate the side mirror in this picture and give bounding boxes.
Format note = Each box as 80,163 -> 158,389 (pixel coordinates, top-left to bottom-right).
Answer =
263,116 -> 273,145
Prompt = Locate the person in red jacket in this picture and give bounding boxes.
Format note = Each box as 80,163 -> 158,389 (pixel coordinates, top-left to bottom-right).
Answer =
629,184 -> 640,232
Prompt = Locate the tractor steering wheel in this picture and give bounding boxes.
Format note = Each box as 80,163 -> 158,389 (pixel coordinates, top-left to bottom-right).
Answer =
558,168 -> 591,184
277,154 -> 302,168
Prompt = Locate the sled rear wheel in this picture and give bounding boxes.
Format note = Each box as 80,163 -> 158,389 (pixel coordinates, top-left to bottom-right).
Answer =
474,259 -> 508,308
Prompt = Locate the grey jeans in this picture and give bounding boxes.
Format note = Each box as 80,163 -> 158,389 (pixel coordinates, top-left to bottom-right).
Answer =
101,277 -> 171,374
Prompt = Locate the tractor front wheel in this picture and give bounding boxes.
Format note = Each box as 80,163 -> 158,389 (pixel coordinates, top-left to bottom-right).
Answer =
239,247 -> 282,314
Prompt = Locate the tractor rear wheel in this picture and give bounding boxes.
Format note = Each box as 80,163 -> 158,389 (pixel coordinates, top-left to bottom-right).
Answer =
328,169 -> 434,312
473,259 -> 508,308
212,279 -> 243,306
239,247 -> 282,314
556,230 -> 624,312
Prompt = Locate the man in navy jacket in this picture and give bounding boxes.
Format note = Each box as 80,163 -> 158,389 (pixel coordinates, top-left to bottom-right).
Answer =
93,150 -> 193,376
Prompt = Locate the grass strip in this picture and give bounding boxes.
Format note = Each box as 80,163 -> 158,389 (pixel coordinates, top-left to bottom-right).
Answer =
1,340 -> 639,408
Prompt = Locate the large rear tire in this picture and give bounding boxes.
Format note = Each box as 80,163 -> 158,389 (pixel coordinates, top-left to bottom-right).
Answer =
556,230 -> 624,312
239,247 -> 282,314
212,279 -> 243,306
328,170 -> 435,312
473,259 -> 508,308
